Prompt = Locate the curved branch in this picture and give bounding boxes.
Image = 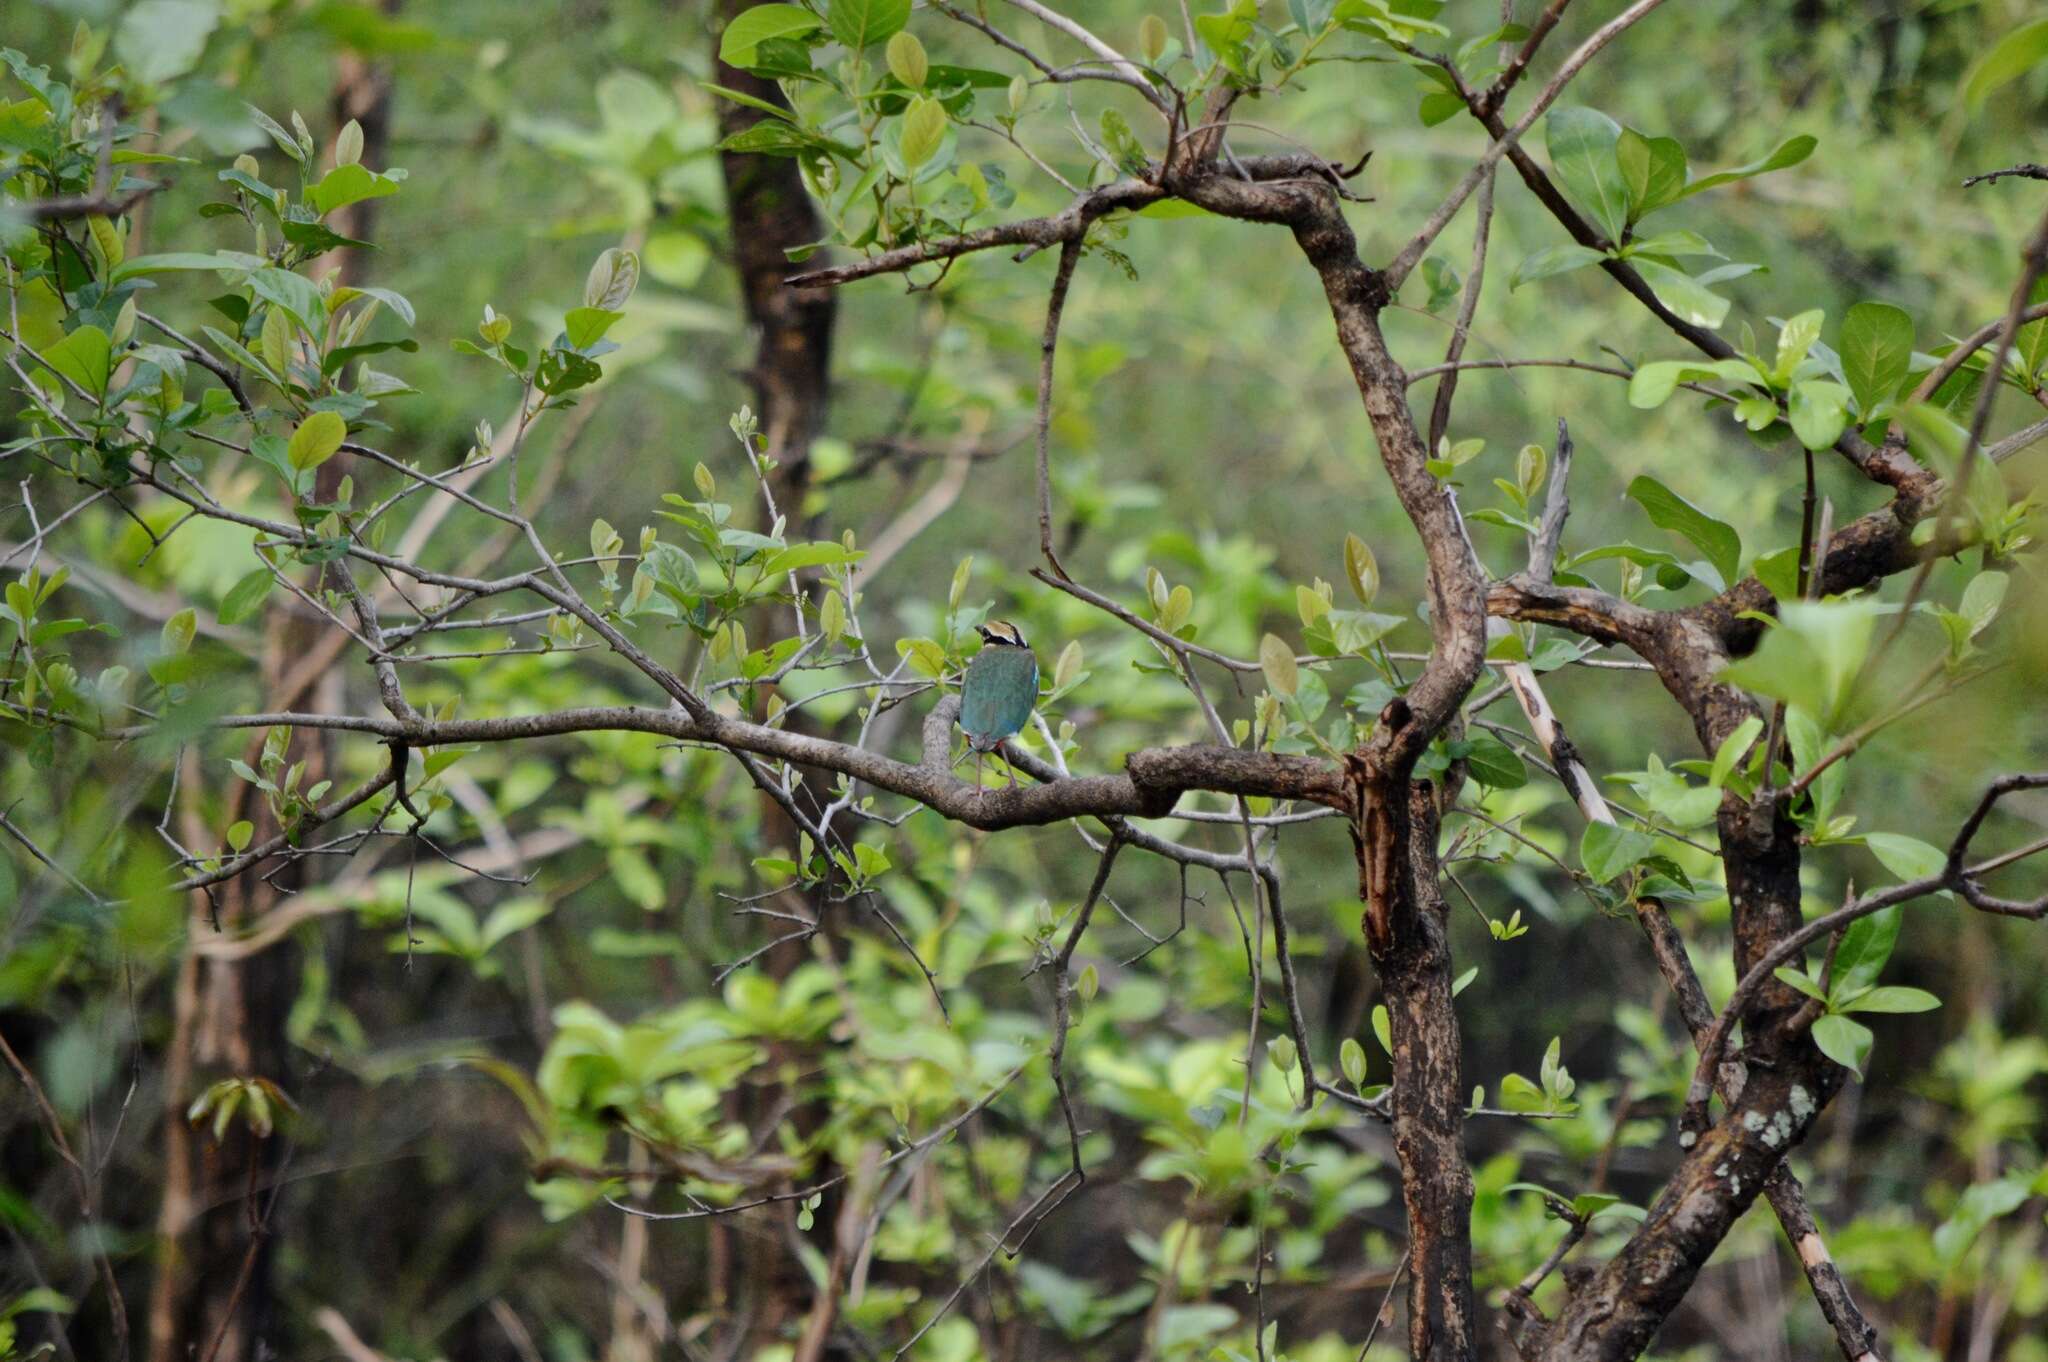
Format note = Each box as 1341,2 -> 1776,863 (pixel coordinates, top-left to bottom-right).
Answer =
120,697 -> 1352,848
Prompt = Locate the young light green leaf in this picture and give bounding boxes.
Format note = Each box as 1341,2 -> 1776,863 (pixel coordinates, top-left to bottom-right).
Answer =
1774,309 -> 1825,383
1516,443 -> 1547,500
1340,1036 -> 1367,1087
583,248 -> 640,311
334,117 -> 364,167
1260,633 -> 1299,699
161,607 -> 197,656
1788,380 -> 1851,452
1958,571 -> 2007,638
1053,640 -> 1083,691
898,95 -> 947,171
885,29 -> 928,88
1160,584 -> 1193,633
1139,13 -> 1169,62
287,411 -> 347,472
1709,715 -> 1763,788
1343,534 -> 1379,606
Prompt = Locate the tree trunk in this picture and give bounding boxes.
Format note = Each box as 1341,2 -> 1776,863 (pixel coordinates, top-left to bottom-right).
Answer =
145,23 -> 399,1361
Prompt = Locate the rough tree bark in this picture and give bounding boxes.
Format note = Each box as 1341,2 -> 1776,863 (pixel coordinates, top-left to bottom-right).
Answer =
707,1 -> 841,1352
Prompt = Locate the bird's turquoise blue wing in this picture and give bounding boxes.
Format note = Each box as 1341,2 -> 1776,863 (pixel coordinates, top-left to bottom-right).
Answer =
960,647 -> 1039,749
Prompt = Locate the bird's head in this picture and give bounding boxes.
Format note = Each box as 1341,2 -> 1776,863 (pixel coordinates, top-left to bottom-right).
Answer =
977,620 -> 1029,648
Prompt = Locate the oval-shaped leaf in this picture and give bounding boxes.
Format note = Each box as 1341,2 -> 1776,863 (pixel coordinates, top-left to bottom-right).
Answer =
720,3 -> 822,66
827,0 -> 911,51
287,410 -> 347,472
1839,301 -> 1913,415
1259,633 -> 1299,699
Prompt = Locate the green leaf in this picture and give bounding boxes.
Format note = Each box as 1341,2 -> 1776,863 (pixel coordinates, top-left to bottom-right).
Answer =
40,325 -> 112,398
1788,380 -> 1851,452
217,568 -> 273,626
1340,1036 -> 1367,1087
1463,734 -> 1528,789
1774,309 -> 1825,382
1672,134 -> 1817,201
1810,1014 -> 1873,1077
898,95 -> 947,172
110,251 -> 239,283
157,608 -> 199,661
1831,904 -> 1901,998
1625,475 -> 1741,587
307,162 -> 404,215
1753,546 -> 1801,602
1862,832 -> 1944,885
1839,302 -> 1914,415
608,846 -> 665,910
1343,534 -> 1378,606
287,411 -> 348,472
1630,258 -> 1731,329
1259,634 -> 1299,699
1509,243 -> 1607,290
116,0 -> 221,85
247,267 -> 326,334
1838,985 -> 1940,1014
1710,715 -> 1764,788
1958,570 -> 2007,638
1581,821 -> 1657,884
1625,228 -> 1724,260
760,542 -> 862,577
885,29 -> 928,88
827,0 -> 911,50
1371,1004 -> 1392,1055
1615,128 -> 1687,221
1774,966 -> 1828,1002
720,4 -> 822,66
1545,107 -> 1629,243
562,307 -> 624,350
1961,18 -> 2048,110
1718,598 -> 1878,728
1572,1192 -> 1628,1220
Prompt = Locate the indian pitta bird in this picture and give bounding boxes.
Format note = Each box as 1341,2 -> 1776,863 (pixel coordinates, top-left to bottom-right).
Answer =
958,620 -> 1038,790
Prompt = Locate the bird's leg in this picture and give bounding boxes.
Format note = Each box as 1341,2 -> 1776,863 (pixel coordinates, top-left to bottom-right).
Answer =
999,740 -> 1019,791
973,748 -> 985,802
